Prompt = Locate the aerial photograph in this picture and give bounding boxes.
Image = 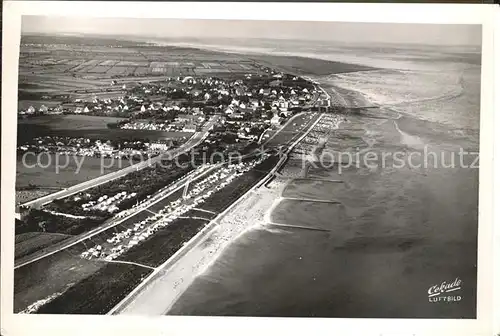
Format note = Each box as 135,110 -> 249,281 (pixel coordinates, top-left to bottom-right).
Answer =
13,17 -> 481,318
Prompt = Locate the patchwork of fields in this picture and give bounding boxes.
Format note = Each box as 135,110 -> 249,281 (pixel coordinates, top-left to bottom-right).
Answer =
19,36 -> 373,107
20,47 -> 264,82
18,44 -> 267,106
21,58 -> 262,78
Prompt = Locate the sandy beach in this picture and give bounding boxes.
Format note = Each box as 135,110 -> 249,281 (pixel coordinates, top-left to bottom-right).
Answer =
117,175 -> 285,315
116,111 -> 342,315
167,65 -> 479,318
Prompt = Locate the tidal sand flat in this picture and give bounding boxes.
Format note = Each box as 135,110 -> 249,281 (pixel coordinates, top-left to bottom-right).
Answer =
269,200 -> 343,231
281,179 -> 346,201
169,44 -> 479,318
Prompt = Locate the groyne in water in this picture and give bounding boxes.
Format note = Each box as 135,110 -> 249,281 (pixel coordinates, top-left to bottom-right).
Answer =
281,197 -> 341,204
266,222 -> 331,232
278,176 -> 344,184
263,115 -> 346,231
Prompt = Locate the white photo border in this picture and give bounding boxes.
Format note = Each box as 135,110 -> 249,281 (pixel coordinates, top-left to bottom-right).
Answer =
1,2 -> 496,336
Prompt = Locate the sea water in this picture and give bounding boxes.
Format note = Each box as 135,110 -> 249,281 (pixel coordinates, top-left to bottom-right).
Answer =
168,43 -> 480,318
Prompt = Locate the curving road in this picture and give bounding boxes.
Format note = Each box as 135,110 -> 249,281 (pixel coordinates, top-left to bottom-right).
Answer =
14,155 -> 222,269
107,112 -> 324,315
20,116 -> 219,209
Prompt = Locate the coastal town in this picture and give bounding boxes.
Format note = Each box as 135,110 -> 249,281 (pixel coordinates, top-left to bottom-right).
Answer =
9,14 -> 484,326
11,30 -> 364,314
18,69 -> 322,160
15,34 -> 338,315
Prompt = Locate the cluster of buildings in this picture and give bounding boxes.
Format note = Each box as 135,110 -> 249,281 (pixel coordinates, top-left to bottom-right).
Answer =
79,191 -> 137,214
119,113 -> 206,132
18,70 -> 321,163
19,70 -> 318,122
79,157 -> 268,261
18,105 -> 63,116
17,136 -> 178,159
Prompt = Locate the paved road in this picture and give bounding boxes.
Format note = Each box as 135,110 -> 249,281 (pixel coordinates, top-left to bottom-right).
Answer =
14,159 -> 222,269
108,112 -> 324,315
14,129 -> 268,270
20,116 -> 219,209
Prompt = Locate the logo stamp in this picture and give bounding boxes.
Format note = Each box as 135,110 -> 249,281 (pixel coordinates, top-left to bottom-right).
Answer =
428,277 -> 462,303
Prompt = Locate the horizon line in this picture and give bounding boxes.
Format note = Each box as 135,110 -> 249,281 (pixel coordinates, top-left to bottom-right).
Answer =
20,31 -> 482,48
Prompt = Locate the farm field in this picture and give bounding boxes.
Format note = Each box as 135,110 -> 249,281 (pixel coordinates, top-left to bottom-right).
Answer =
18,115 -> 127,130
15,232 -> 72,259
35,263 -> 153,314
16,114 -> 191,197
16,154 -> 133,190
14,250 -> 105,312
18,127 -> 191,145
19,37 -> 265,100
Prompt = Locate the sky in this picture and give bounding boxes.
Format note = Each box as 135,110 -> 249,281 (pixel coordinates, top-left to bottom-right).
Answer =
22,16 -> 482,46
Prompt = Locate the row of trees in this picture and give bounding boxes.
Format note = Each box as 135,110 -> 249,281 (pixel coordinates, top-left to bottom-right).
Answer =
15,209 -> 107,236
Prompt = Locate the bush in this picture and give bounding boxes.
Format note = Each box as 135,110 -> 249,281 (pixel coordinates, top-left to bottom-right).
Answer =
118,216 -> 208,267
16,209 -> 107,235
36,263 -> 152,314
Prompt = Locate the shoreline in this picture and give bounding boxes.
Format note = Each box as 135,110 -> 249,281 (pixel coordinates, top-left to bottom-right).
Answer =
113,166 -> 288,315
163,79 -> 479,319
115,110 -> 342,315
162,117 -> 343,314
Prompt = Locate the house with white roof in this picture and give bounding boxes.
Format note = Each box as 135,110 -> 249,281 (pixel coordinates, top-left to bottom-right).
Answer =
271,114 -> 282,126
225,106 -> 235,115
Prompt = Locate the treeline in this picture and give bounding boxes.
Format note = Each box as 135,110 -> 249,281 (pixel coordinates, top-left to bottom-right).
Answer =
35,263 -> 152,314
46,162 -> 194,218
118,216 -> 208,267
15,209 -> 107,236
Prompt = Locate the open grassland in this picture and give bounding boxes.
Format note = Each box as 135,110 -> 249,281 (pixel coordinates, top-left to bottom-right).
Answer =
16,154 -> 133,190
14,251 -> 105,312
18,114 -> 127,130
35,263 -> 153,314
15,232 -> 72,260
14,246 -> 151,315
266,113 -> 318,147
